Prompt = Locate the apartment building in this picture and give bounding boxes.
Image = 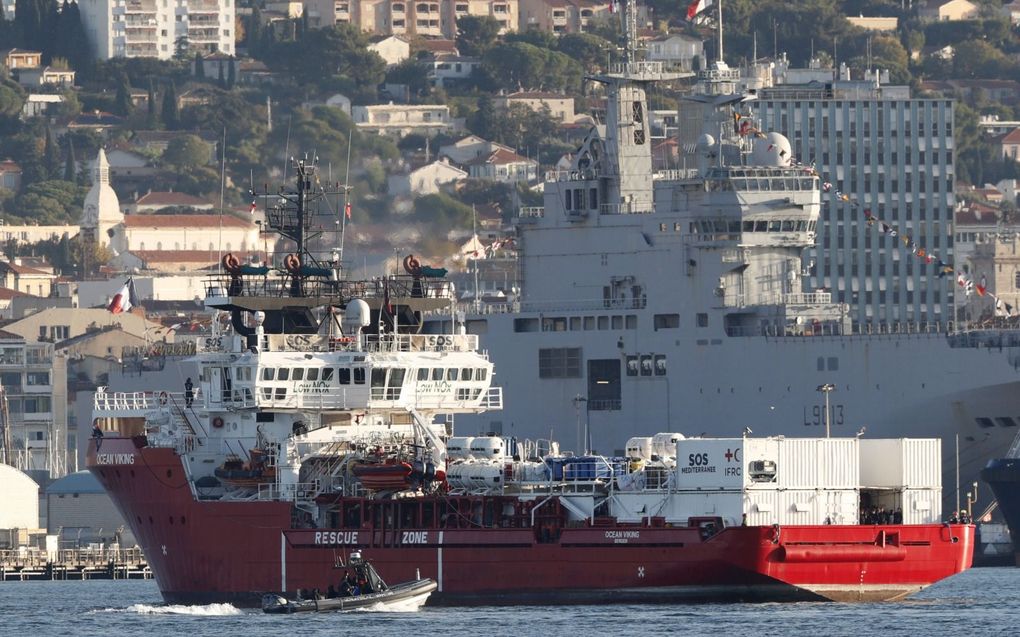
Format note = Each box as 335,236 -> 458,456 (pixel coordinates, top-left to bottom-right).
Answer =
0,330 -> 69,482
78,0 -> 235,60
753,74 -> 956,327
302,0 -> 516,38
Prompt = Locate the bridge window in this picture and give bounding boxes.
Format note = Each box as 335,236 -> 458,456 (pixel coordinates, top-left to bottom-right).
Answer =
432,368 -> 443,381
476,368 -> 487,380
262,368 -> 274,380
338,368 -> 351,384
462,368 -> 473,381
354,368 -> 366,384
975,417 -> 995,429
306,368 -> 319,381
447,368 -> 459,381
995,417 -> 1017,428
322,368 -> 334,382
293,368 -> 304,381
275,387 -> 287,399
417,368 -> 429,381
278,368 -> 290,381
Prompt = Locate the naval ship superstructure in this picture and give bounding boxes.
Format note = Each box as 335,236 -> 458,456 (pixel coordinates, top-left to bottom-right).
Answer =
432,10 -> 1020,511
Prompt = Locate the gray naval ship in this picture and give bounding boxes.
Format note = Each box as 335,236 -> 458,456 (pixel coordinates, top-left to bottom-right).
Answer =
426,2 -> 1020,510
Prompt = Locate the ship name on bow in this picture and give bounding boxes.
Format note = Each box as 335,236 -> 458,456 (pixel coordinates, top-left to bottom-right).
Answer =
95,453 -> 135,465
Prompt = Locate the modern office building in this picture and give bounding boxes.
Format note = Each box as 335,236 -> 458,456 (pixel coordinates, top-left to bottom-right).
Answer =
78,0 -> 235,60
753,72 -> 956,327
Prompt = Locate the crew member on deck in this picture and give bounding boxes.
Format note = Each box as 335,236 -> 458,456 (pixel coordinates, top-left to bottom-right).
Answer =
92,423 -> 104,452
185,377 -> 194,407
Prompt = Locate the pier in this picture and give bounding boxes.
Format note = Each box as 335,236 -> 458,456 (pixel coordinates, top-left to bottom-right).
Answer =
0,547 -> 151,581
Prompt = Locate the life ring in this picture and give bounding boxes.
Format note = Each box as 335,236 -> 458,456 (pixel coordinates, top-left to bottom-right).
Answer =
212,417 -> 225,429
403,254 -> 421,275
158,391 -> 168,406
284,253 -> 301,273
222,252 -> 241,274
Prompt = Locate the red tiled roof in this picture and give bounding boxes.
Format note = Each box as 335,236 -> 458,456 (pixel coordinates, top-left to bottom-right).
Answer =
0,287 -> 31,300
0,261 -> 52,276
417,39 -> 458,54
135,191 -> 213,207
1001,128 -> 1020,145
504,91 -> 571,100
0,328 -> 25,341
468,147 -> 534,166
0,160 -> 22,173
123,214 -> 254,229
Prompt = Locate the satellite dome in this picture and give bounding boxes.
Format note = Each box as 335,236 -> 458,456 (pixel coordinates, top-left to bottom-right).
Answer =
751,132 -> 793,167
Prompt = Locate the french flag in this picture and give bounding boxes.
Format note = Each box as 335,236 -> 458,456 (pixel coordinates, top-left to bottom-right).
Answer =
108,278 -> 138,314
686,0 -> 709,21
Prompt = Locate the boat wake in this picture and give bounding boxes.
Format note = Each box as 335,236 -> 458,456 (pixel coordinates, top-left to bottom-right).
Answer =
92,603 -> 245,616
350,598 -> 426,613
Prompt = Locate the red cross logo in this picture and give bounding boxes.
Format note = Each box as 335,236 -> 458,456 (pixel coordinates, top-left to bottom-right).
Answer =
725,449 -> 734,462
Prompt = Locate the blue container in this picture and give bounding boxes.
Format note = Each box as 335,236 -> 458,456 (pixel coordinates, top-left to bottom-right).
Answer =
563,456 -> 614,481
545,457 -> 567,481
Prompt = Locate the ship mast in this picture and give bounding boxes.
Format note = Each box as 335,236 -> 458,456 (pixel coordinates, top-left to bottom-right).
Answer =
587,0 -> 693,211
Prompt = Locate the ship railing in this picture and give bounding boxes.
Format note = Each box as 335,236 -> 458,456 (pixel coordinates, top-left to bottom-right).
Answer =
359,333 -> 480,353
204,273 -> 455,302
518,206 -> 545,218
93,391 -> 162,412
257,390 -> 353,411
654,168 -> 700,181
784,292 -> 833,305
544,169 -> 597,182
258,480 -> 320,503
600,203 -> 654,216
0,547 -> 147,569
480,387 -> 503,410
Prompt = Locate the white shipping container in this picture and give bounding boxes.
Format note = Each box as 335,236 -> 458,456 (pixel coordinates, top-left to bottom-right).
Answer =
859,439 -> 941,489
775,438 -> 859,490
668,492 -> 743,527
743,488 -> 859,526
901,488 -> 942,524
675,438 -> 745,489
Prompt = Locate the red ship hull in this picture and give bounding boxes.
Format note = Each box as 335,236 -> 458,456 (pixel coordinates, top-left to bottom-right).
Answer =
88,438 -> 974,606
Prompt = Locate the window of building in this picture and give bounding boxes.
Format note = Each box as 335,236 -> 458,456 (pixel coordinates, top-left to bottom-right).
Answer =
696,313 -> 708,327
538,347 -> 582,378
26,372 -> 49,386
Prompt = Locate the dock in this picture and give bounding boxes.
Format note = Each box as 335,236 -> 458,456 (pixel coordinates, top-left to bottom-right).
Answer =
0,547 -> 152,581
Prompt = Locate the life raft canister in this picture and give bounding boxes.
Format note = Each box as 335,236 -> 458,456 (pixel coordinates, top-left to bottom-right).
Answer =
158,391 -> 168,405
212,416 -> 225,429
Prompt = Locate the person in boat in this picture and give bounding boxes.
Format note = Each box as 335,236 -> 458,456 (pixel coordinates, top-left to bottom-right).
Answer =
326,584 -> 337,599
346,570 -> 360,596
184,377 -> 194,407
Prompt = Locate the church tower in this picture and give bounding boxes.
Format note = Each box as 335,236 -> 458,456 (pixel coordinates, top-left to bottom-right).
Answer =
80,149 -> 123,250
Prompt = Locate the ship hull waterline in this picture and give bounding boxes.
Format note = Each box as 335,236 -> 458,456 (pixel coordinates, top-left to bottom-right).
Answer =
89,438 -> 974,607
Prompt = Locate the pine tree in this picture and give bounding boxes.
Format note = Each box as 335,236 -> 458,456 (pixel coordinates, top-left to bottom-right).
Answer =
64,136 -> 76,182
43,126 -> 58,179
114,75 -> 133,117
162,80 -> 179,130
146,79 -> 158,128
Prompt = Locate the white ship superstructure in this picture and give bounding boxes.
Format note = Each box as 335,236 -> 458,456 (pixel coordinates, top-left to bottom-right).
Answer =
430,3 -> 1020,512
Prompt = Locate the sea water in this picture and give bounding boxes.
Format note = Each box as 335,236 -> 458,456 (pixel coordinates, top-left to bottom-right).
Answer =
1,568 -> 1018,636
